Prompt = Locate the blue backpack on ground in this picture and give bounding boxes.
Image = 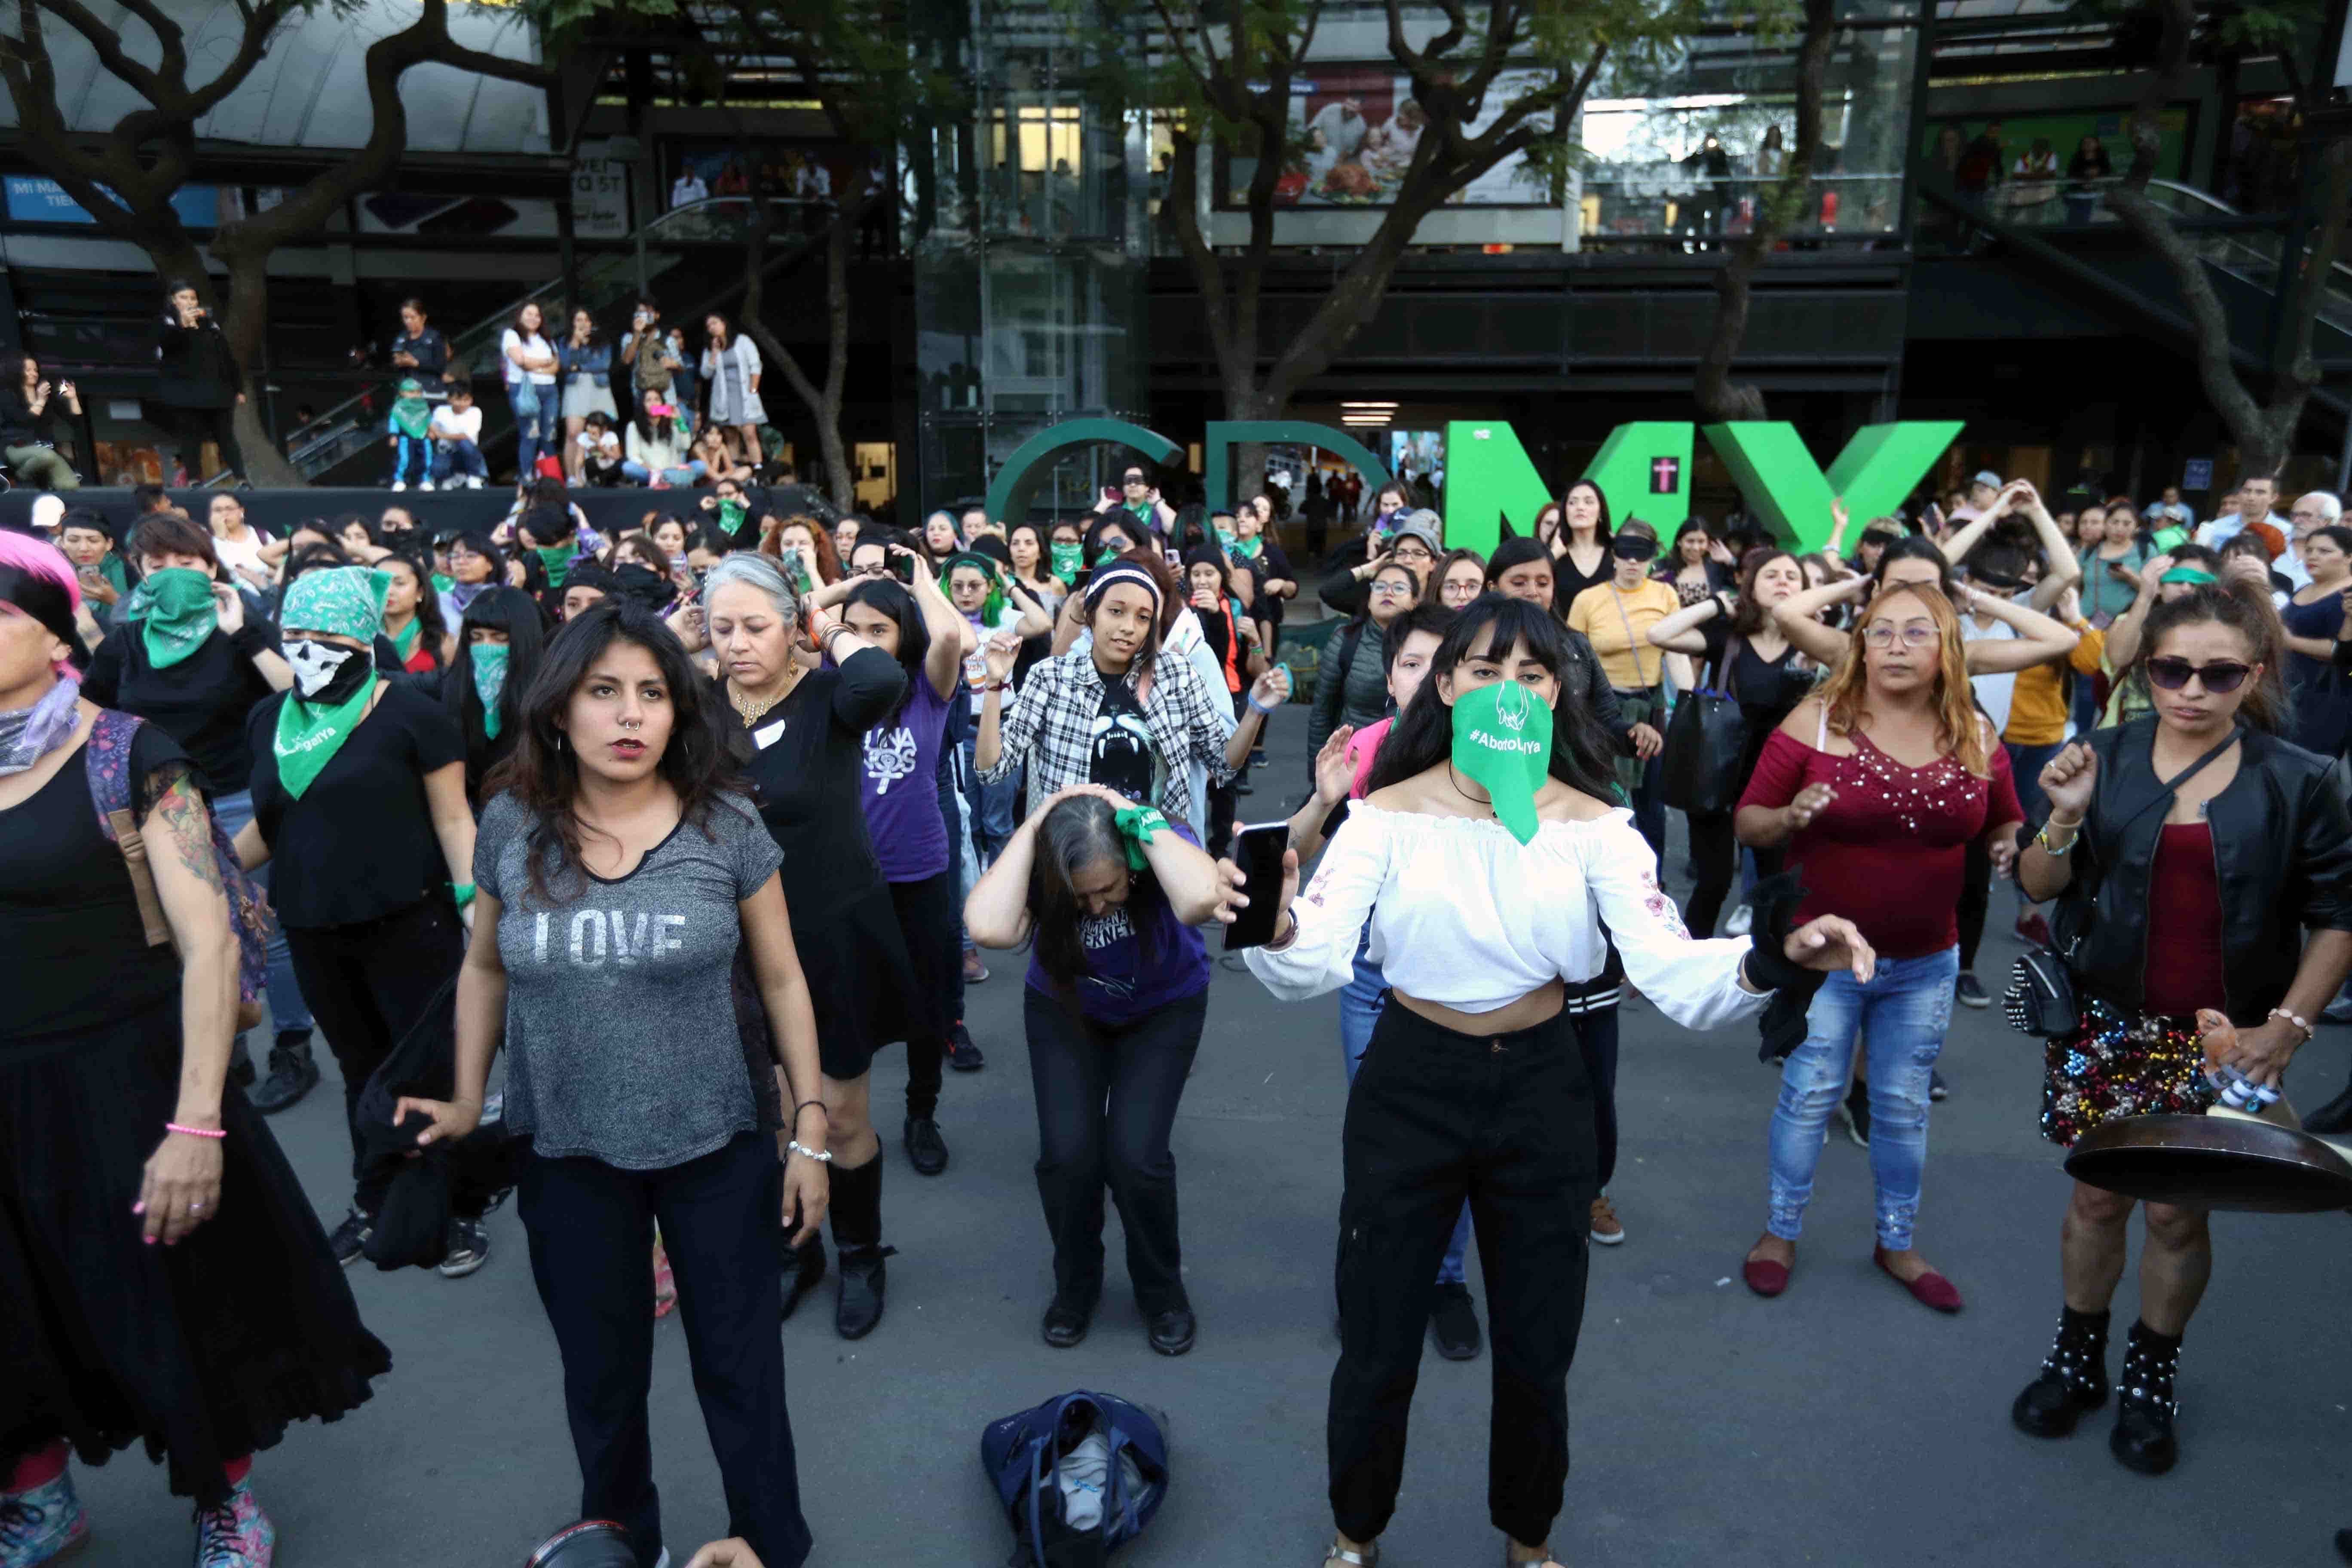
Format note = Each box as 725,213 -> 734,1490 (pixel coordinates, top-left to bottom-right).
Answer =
981,1390 -> 1168,1567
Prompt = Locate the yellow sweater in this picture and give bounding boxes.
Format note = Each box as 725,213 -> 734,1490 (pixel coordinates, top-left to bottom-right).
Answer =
1567,579 -> 1681,691
2003,622 -> 2105,746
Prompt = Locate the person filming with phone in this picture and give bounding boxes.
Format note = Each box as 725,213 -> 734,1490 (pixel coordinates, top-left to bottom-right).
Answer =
157,281 -> 245,484
3,351 -> 82,490
1093,465 -> 1176,539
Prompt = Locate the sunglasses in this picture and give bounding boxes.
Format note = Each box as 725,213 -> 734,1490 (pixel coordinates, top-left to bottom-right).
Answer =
1123,474 -> 1147,485
2144,656 -> 2253,694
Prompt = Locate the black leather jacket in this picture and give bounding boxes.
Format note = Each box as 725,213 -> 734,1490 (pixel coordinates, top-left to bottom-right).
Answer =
2050,717 -> 2352,1023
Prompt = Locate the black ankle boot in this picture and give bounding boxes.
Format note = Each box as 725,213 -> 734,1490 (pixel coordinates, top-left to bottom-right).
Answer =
2011,1305 -> 2110,1438
779,1237 -> 825,1322
2306,1079 -> 2352,1136
2110,1321 -> 2181,1474
828,1155 -> 892,1340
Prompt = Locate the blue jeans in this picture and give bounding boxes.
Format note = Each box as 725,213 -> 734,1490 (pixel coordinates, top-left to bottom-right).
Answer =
1339,926 -> 1470,1286
210,787 -> 314,1037
619,459 -> 705,486
432,439 -> 487,483
389,434 -> 431,486
2005,739 -> 2060,831
959,731 -> 1019,868
1765,945 -> 1958,1250
512,386 -> 559,474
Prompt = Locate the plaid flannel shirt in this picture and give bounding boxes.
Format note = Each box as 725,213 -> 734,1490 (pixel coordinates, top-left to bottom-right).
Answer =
980,645 -> 1238,824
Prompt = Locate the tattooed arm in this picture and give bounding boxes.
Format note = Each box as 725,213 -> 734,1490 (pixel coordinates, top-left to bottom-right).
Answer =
140,766 -> 239,1243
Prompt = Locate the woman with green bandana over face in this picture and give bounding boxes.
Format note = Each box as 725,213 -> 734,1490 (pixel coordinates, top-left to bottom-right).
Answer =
964,781 -> 1246,1357
442,586 -> 545,810
1236,595 -> 1873,1568
81,511 -> 319,1112
232,566 -> 482,1271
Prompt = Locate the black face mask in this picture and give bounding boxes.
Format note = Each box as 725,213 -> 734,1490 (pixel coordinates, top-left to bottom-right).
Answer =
285,638 -> 375,707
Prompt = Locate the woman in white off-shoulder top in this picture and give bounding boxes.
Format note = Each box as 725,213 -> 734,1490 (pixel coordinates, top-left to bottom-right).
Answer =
1237,596 -> 1874,1568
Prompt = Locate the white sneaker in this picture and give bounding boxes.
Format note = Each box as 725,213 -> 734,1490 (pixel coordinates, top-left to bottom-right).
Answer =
1725,903 -> 1752,936
390,481 -> 407,492
419,479 -> 436,492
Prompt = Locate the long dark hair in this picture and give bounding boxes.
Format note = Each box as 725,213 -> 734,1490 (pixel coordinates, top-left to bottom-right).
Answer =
485,600 -> 739,906
2138,579 -> 2291,735
1873,534 -> 1958,597
1483,536 -> 1562,619
444,586 -> 545,796
381,547 -> 448,670
1026,794 -> 1165,996
1730,548 -> 1800,636
843,577 -> 928,725
1362,596 -> 1620,802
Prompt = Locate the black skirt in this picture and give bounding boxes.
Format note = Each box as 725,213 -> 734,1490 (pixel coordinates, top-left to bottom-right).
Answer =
789,881 -> 916,1081
0,1000 -> 392,1505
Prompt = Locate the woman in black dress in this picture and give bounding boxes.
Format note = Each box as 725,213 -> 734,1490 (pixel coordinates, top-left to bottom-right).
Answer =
0,533 -> 387,1568
673,551 -> 914,1339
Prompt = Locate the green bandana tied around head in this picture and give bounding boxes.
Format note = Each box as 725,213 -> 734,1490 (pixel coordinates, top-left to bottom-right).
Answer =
282,565 -> 392,644
273,665 -> 375,798
536,544 -> 575,588
126,567 -> 218,669
390,395 -> 432,439
1450,680 -> 1554,846
2160,566 -> 2218,585
944,552 -> 1006,624
1111,803 -> 1169,870
1051,541 -> 1084,579
471,643 -> 509,739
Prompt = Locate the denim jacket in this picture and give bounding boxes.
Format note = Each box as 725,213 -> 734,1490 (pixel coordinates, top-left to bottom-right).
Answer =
557,339 -> 610,387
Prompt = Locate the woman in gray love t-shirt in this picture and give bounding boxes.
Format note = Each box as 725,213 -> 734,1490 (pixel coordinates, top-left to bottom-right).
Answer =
394,600 -> 829,1568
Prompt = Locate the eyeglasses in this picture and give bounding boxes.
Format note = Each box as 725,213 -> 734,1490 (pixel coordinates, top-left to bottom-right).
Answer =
1861,623 -> 1940,649
2144,656 -> 2253,694
1390,543 -> 1433,560
1367,580 -> 1415,597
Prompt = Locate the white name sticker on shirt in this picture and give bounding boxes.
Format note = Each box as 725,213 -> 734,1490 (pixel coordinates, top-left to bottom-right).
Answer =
753,718 -> 787,750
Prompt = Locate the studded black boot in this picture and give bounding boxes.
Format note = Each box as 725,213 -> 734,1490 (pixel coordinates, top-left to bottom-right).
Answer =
2010,1305 -> 2111,1438
2110,1320 -> 2181,1474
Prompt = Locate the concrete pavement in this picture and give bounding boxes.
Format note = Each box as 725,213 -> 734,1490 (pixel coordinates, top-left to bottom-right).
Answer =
64,719 -> 2352,1568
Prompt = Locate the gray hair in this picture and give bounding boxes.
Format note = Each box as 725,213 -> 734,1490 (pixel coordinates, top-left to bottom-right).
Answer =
2299,492 -> 2343,525
700,551 -> 799,624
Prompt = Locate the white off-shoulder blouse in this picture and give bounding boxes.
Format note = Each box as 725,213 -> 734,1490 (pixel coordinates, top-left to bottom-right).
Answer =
1244,802 -> 1767,1030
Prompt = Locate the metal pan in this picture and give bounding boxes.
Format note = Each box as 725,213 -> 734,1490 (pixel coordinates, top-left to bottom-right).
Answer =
2063,1109 -> 2352,1213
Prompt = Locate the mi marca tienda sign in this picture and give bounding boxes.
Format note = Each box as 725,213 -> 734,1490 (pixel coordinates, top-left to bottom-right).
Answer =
984,419 -> 1966,555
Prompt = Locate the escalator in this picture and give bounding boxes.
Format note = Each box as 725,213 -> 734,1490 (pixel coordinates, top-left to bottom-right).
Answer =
1917,179 -> 2352,423
286,197 -> 831,486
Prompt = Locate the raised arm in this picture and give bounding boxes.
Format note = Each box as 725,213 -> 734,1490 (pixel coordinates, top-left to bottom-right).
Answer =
2015,484 -> 2084,608
965,784 -> 1055,947
1242,810 -> 1392,1001
1957,586 -> 2081,674
1932,487 -> 2014,566
898,546 -> 971,699
1649,593 -> 1727,655
1771,575 -> 1866,667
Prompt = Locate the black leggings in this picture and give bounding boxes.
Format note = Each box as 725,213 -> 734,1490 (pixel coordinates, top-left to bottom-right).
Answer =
283,896 -> 464,1213
1957,836 -> 1991,971
885,871 -> 956,1120
1023,986 -> 1208,1315
1682,814 -> 1783,942
168,405 -> 243,482
1330,1002 -> 1595,1547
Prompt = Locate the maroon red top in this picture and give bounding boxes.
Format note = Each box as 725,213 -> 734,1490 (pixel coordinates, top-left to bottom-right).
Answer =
2140,821 -> 2226,1017
1739,723 -> 2024,960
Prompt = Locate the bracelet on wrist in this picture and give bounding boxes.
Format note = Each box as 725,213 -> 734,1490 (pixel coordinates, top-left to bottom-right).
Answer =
793,1099 -> 827,1124
2267,1007 -> 2315,1044
165,1121 -> 226,1140
787,1139 -> 833,1164
2032,821 -> 2080,855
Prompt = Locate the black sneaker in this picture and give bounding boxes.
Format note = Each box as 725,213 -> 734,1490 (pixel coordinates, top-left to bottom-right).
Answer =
328,1208 -> 374,1266
249,1032 -> 319,1115
228,1032 -> 257,1091
1839,1080 -> 1871,1147
437,1216 -> 490,1278
945,1023 -> 986,1072
1929,1068 -> 1949,1102
1428,1282 -> 1483,1361
903,1115 -> 948,1176
1955,972 -> 1990,1009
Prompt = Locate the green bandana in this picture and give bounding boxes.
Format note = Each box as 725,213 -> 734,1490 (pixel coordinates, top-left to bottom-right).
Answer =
944,552 -> 1006,624
1111,803 -> 1169,869
273,668 -> 375,798
1215,526 -> 1237,552
390,394 -> 432,439
1093,546 -> 1125,569
282,566 -> 392,644
1051,542 -> 1084,579
1233,534 -> 1262,560
431,572 -> 455,596
2150,524 -> 2191,553
536,544 -> 575,588
471,643 -> 509,739
718,497 -> 747,537
126,567 -> 218,669
1450,680 -> 1553,845
2160,566 -> 2218,585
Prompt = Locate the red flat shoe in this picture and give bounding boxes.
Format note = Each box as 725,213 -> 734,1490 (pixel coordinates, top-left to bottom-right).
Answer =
1742,1256 -> 1790,1297
1875,1246 -> 1963,1313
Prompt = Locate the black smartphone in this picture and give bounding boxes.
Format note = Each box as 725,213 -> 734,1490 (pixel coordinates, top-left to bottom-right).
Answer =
891,554 -> 914,585
1222,822 -> 1290,952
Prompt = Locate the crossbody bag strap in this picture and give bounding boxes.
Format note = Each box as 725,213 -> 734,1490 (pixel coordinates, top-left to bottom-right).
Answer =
2109,723 -> 2245,836
1607,586 -> 1655,689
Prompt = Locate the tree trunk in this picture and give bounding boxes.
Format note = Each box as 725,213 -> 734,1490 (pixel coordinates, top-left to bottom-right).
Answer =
1693,0 -> 1835,424
216,245 -> 302,485
739,165 -> 862,514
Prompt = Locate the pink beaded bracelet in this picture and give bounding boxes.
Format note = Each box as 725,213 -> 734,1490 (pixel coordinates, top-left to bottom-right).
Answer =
165,1122 -> 226,1140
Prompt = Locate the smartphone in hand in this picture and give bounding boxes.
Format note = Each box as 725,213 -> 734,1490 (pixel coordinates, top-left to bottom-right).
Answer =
1222,822 -> 1290,951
